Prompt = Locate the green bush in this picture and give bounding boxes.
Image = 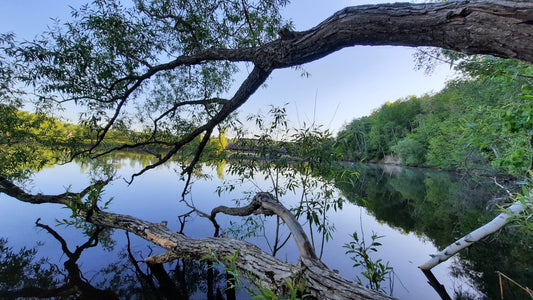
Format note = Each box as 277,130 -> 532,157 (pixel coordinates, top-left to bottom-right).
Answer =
391,138 -> 426,166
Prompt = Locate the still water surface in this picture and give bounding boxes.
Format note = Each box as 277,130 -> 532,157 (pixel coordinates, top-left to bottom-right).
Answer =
1,156 -> 530,299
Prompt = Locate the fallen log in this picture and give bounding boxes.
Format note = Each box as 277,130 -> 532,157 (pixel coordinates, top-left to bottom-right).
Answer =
0,177 -> 394,299
88,209 -> 394,299
419,192 -> 532,270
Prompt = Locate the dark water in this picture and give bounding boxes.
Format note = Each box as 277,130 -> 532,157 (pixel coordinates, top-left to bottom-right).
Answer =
0,156 -> 531,299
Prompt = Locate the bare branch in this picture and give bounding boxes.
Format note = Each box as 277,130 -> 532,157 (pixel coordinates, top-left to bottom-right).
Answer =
125,66 -> 271,183
419,191 -> 532,270
149,97 -> 229,141
0,175 -> 111,206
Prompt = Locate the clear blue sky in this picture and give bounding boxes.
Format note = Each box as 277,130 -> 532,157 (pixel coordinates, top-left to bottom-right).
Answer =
0,0 -> 457,134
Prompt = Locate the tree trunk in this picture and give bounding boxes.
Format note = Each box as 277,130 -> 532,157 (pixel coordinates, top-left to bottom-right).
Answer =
88,210 -> 394,300
0,177 -> 393,299
419,193 -> 532,270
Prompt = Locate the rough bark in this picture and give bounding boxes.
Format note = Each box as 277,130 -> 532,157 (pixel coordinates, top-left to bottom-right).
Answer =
88,210 -> 393,300
211,192 -> 317,260
257,0 -> 533,67
419,193 -> 532,270
60,0 -> 533,183
155,0 -> 533,70
2,1 -> 533,298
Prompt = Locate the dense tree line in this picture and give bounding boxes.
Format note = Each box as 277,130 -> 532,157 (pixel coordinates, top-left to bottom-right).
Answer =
336,56 -> 532,177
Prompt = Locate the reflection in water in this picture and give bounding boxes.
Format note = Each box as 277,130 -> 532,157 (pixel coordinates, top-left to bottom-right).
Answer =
335,163 -> 532,299
1,219 -> 118,299
0,220 -> 231,300
422,269 -> 452,300
1,157 -> 531,299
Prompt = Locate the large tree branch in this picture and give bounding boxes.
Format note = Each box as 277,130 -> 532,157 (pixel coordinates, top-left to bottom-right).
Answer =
97,0 -> 533,84
62,0 -> 531,176
126,65 -> 271,183
86,209 -> 393,299
260,0 -> 533,67
211,192 -> 317,260
0,175 -> 111,206
0,179 -> 393,299
126,0 -> 533,71
122,0 -> 533,71
419,192 -> 532,270
73,0 -> 531,172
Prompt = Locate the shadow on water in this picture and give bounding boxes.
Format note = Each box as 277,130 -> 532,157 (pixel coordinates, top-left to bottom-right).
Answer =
335,163 -> 532,300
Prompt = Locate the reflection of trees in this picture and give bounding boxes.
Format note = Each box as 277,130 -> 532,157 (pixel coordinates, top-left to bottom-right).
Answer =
1,219 -> 118,299
0,220 -> 231,300
100,232 -> 229,299
335,164 -> 532,299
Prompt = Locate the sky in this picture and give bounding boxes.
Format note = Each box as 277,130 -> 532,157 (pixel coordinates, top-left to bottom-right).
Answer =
0,0 -> 457,134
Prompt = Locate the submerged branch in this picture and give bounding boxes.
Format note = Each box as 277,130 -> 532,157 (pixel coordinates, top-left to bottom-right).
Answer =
419,192 -> 532,270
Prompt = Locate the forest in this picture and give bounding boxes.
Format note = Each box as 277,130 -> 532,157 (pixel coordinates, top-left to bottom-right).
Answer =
336,54 -> 533,177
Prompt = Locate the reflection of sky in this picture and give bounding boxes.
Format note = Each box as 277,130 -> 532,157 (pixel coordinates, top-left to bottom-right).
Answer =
0,0 -> 457,134
0,159 -> 484,299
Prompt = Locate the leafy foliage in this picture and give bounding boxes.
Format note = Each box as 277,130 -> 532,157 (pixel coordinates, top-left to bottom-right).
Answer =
343,232 -> 393,293
220,105 -> 343,257
0,104 -> 87,180
391,137 -> 425,166
337,56 -> 532,177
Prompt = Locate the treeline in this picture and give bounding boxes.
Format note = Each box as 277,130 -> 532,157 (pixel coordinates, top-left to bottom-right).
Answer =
0,103 -> 230,179
0,105 -> 83,179
336,56 -> 533,177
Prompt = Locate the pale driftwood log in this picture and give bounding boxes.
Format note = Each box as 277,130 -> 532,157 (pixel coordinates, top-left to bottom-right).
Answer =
419,193 -> 532,270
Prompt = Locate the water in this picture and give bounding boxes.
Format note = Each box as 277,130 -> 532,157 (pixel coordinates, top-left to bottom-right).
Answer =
0,156 -> 531,299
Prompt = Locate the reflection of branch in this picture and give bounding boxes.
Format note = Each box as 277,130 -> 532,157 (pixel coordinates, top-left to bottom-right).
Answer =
35,218 -> 103,260
420,269 -> 452,300
2,220 -> 117,299
2,179 -> 392,299
177,210 -> 194,234
125,232 -> 157,292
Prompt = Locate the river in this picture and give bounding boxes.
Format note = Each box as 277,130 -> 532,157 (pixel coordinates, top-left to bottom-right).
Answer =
0,154 -> 531,299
